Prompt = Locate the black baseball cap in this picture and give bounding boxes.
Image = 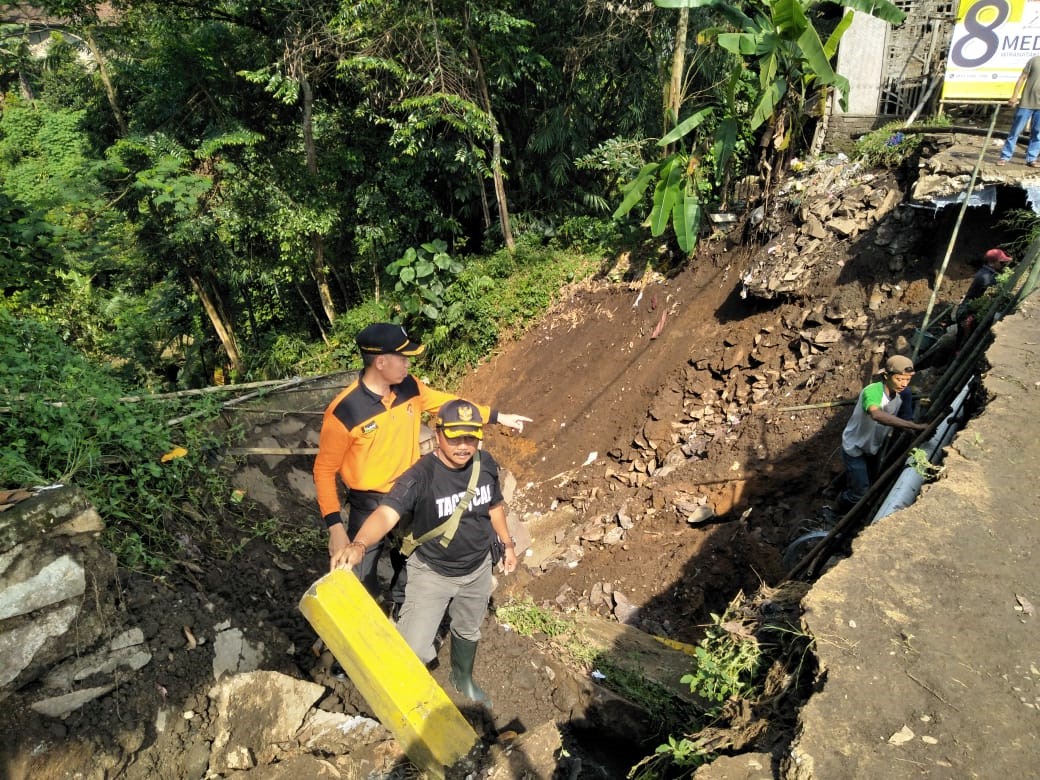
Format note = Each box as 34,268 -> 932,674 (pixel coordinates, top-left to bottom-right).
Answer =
356,323 -> 425,357
435,399 -> 484,439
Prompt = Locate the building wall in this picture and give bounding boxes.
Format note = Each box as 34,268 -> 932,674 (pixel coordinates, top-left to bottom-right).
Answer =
828,0 -> 955,149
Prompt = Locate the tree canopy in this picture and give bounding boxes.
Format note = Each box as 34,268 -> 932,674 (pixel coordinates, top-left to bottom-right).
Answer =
1,0 -> 905,386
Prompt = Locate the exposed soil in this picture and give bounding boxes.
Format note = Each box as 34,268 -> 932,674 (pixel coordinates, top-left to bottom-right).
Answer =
2,157 -> 1020,778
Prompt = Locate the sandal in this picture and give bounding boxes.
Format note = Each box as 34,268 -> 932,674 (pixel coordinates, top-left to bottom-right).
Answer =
997,159 -> 1008,166
1030,160 -> 1040,167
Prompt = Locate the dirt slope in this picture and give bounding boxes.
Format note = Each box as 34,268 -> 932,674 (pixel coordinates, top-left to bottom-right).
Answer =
4,153 -> 1027,778
464,193 -> 1000,644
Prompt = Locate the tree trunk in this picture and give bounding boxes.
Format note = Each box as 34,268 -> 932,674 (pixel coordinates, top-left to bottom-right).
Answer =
664,6 -> 689,145
189,274 -> 243,376
295,282 -> 330,344
490,137 -> 514,250
300,73 -> 338,324
476,160 -> 491,231
468,42 -> 514,250
18,71 -> 34,101
83,29 -> 128,136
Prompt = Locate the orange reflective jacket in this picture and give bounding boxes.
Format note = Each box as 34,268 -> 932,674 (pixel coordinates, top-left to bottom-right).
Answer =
313,374 -> 493,520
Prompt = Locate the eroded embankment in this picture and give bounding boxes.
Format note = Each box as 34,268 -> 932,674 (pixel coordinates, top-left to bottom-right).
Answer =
697,297 -> 1040,779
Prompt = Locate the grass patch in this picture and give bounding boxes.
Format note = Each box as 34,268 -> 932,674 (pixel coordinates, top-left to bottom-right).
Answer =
495,597 -> 695,732
854,119 -> 950,169
237,515 -> 326,556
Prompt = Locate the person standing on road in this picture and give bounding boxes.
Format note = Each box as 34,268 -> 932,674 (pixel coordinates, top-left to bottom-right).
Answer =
313,323 -> 529,610
827,355 -> 928,518
998,56 -> 1040,166
338,399 -> 516,707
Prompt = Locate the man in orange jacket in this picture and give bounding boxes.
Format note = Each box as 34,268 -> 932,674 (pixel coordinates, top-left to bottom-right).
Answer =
313,322 -> 530,607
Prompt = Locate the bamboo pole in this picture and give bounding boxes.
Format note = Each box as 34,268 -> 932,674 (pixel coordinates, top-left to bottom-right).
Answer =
228,447 -> 318,456
167,376 -> 308,427
1,370 -> 354,411
120,377 -> 301,402
912,103 -> 1001,362
776,399 -> 855,413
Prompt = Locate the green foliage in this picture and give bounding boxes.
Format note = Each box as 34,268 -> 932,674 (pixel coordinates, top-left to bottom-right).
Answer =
616,0 -> 908,254
387,239 -> 466,322
0,0 -> 758,386
0,97 -> 89,205
554,215 -> 623,250
681,612 -> 762,705
854,122 -> 929,168
0,191 -> 65,299
422,244 -> 597,376
0,312 -> 233,572
998,209 -> 1040,258
630,734 -> 712,778
594,657 -> 691,719
375,240 -> 596,379
238,64 -> 300,105
496,597 -> 570,637
629,608 -> 765,779
613,152 -> 703,254
963,264 -> 1017,320
239,516 -> 325,556
907,447 -> 945,480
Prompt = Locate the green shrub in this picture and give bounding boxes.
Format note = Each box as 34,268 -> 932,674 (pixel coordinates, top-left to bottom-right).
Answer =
0,311 -> 233,571
328,244 -> 601,382
386,240 -> 466,323
554,215 -> 622,250
855,119 -> 949,168
630,609 -> 764,779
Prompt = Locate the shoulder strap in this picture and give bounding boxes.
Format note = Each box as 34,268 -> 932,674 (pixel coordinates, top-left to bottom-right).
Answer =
400,453 -> 481,554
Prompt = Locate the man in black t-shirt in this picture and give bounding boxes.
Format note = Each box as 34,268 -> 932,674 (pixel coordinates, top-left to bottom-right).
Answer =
341,399 -> 517,707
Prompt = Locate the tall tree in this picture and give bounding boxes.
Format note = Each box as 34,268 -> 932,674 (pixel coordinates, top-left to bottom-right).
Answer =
615,0 -> 907,254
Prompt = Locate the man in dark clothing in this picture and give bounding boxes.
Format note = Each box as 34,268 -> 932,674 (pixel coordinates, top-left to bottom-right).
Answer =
314,323 -> 529,606
340,400 -> 517,707
962,248 -> 1012,305
956,248 -> 1012,348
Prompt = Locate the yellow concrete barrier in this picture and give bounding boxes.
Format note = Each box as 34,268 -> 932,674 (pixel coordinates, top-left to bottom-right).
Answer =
299,569 -> 479,777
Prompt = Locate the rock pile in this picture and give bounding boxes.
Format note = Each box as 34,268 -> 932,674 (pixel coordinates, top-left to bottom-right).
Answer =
1,487 -> 121,703
740,158 -> 920,298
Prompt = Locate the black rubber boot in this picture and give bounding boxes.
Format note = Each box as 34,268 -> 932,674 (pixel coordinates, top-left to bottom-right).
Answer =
448,635 -> 491,707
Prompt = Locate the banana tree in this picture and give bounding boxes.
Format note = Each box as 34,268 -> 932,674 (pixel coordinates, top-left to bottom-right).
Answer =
616,0 -> 906,254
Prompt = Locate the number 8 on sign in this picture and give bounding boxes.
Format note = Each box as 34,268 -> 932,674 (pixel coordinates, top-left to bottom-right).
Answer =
951,0 -> 1012,68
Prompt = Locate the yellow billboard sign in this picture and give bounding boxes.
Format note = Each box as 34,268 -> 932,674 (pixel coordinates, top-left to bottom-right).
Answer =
943,0 -> 1040,101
